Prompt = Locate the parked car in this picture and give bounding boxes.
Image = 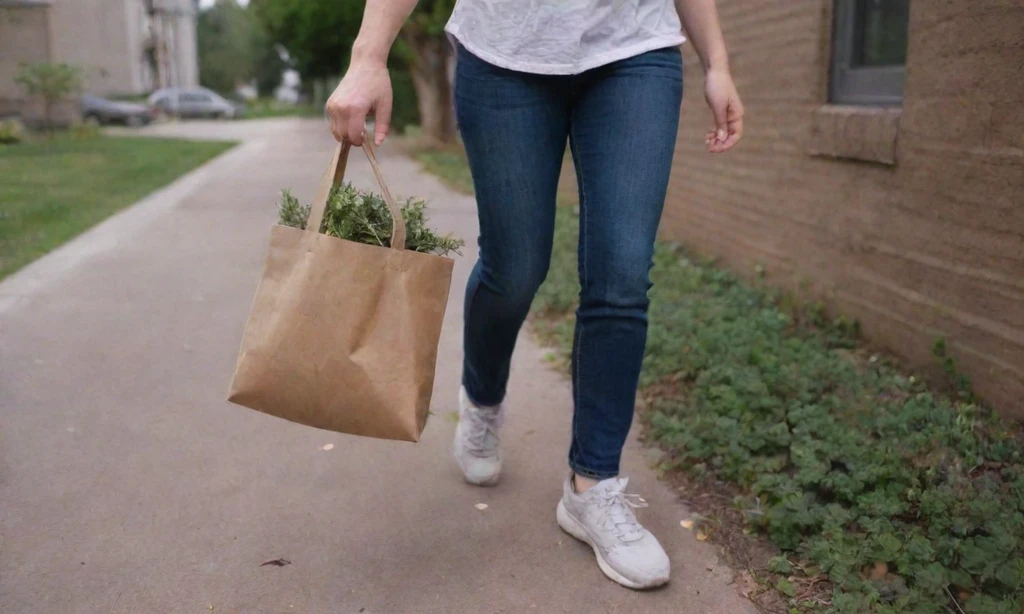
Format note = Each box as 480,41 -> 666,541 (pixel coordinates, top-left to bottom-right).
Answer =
147,87 -> 244,119
80,95 -> 156,127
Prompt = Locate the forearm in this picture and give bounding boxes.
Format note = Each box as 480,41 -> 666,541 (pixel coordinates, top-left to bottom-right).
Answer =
351,0 -> 421,65
674,0 -> 729,73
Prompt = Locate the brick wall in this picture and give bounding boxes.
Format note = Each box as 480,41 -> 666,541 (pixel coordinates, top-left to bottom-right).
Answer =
657,1 -> 1024,416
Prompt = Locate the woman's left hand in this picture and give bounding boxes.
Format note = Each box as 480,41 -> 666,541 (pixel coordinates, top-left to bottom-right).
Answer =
703,68 -> 744,153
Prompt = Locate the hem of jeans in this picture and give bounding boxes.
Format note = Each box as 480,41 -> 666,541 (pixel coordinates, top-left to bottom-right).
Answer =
570,463 -> 618,481
461,379 -> 504,409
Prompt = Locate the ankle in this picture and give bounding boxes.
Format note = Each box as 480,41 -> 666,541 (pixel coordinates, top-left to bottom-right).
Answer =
572,473 -> 601,493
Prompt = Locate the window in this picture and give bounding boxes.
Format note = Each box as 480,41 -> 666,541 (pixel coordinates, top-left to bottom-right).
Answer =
181,92 -> 212,103
830,0 -> 911,106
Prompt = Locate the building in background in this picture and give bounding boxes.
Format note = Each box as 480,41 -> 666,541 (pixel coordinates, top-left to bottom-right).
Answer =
0,0 -> 198,116
659,1 -> 1022,416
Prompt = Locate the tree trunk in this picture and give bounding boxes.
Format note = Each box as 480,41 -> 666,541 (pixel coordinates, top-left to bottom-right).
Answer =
44,98 -> 53,137
404,34 -> 455,144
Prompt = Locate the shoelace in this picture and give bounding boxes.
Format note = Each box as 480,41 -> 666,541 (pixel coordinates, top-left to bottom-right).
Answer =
462,405 -> 502,457
594,478 -> 648,543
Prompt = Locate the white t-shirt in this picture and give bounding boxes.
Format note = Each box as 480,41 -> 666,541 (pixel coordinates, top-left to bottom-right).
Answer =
445,0 -> 686,75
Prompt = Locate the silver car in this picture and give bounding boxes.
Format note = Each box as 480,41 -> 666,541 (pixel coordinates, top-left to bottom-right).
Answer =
81,95 -> 156,127
147,87 -> 243,119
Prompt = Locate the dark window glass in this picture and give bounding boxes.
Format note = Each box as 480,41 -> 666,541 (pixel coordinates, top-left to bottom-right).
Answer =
830,0 -> 911,105
854,0 -> 910,67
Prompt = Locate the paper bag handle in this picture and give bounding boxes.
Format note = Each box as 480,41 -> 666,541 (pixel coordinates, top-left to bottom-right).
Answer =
305,137 -> 407,251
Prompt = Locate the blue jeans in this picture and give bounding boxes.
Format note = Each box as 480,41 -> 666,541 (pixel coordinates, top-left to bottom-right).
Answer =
455,44 -> 683,479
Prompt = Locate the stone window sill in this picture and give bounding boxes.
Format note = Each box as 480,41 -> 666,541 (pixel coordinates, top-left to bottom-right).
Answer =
808,105 -> 901,165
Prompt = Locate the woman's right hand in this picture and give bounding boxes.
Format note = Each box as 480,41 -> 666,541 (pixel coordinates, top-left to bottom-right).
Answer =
325,59 -> 393,146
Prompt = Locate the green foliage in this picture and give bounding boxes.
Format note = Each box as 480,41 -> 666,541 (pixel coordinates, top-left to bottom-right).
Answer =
251,0 -> 362,81
277,184 -> 463,256
777,578 -> 797,598
770,555 -> 794,575
406,0 -> 457,35
252,0 -> 432,135
198,0 -> 279,95
389,67 -> 421,134
529,207 -> 1024,613
0,119 -> 26,145
933,337 -> 977,403
14,62 -> 81,102
14,62 -> 82,132
277,189 -> 310,228
254,43 -> 288,97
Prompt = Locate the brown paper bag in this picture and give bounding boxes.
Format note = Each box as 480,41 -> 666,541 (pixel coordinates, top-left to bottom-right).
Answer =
228,142 -> 454,442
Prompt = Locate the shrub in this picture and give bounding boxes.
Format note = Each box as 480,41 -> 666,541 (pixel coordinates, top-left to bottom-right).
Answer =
0,119 -> 26,145
14,62 -> 82,133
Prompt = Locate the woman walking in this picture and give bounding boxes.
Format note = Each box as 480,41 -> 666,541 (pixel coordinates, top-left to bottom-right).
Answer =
326,0 -> 743,589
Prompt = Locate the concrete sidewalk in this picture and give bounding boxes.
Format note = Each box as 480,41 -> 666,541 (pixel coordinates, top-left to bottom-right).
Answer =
0,119 -> 755,613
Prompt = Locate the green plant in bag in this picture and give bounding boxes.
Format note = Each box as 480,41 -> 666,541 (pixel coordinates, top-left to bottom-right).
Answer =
277,183 -> 464,257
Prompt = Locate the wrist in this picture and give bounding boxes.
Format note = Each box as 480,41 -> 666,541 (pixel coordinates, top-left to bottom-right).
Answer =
351,39 -> 389,67
702,50 -> 730,74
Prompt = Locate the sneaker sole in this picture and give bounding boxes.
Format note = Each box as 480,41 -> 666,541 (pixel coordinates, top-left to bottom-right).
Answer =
556,500 -> 668,590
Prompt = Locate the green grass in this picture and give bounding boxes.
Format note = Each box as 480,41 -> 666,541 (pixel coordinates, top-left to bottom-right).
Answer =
413,147 -> 476,194
0,135 -> 235,279
417,146 -> 1024,614
242,99 -> 324,120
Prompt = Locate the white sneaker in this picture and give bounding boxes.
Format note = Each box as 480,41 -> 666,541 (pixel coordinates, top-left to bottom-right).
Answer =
453,387 -> 502,486
556,474 -> 670,589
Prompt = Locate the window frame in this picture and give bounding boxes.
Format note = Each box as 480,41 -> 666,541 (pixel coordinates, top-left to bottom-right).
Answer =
829,0 -> 907,106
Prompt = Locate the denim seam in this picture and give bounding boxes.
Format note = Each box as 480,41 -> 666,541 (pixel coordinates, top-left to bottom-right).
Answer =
569,117 -> 588,474
462,263 -> 486,403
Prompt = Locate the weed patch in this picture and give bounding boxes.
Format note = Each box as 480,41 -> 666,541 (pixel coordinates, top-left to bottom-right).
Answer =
533,207 -> 1024,613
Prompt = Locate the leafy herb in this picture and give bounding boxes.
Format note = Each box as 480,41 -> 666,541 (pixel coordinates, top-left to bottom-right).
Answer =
277,183 -> 464,257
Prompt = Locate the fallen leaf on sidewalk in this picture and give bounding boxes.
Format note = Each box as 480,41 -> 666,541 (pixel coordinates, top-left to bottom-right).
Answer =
260,558 -> 291,567
680,519 -> 695,530
696,529 -> 709,541
474,503 -> 488,510
320,444 -> 334,451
